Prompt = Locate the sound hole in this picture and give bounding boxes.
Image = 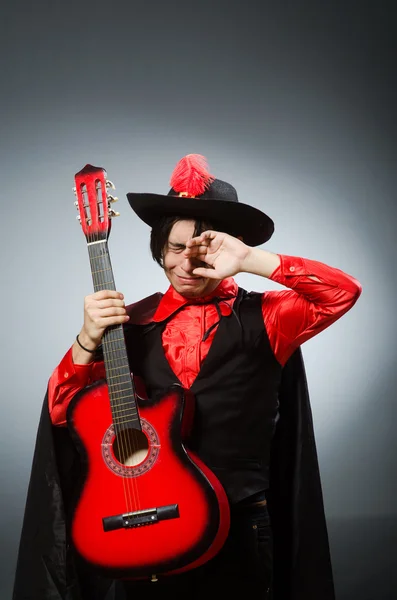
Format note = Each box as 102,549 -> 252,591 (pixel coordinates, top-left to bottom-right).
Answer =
113,428 -> 149,467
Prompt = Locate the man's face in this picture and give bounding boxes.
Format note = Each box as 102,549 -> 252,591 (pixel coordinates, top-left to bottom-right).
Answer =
163,219 -> 221,298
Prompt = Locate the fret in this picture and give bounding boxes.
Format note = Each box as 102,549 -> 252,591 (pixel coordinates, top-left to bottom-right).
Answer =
111,395 -> 136,403
106,375 -> 132,384
113,417 -> 141,426
89,255 -> 108,263
105,365 -> 131,372
94,280 -> 116,289
111,401 -> 138,411
112,410 -> 138,419
111,399 -> 138,415
110,399 -> 138,409
108,385 -> 136,395
112,412 -> 138,421
91,267 -> 113,275
101,337 -> 126,344
109,393 -> 138,402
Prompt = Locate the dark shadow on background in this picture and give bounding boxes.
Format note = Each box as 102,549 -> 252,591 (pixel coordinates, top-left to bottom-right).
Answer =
328,516 -> 397,600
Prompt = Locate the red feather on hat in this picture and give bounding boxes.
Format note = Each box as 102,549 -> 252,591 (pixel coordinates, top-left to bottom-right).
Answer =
170,154 -> 215,197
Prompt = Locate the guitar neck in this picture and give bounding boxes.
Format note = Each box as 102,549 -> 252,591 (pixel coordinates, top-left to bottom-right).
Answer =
87,240 -> 141,431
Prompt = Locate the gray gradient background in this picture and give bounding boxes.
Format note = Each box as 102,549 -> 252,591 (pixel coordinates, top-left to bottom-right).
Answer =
1,1 -> 396,598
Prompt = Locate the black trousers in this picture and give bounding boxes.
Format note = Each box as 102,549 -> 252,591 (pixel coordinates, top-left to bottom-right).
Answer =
119,496 -> 273,599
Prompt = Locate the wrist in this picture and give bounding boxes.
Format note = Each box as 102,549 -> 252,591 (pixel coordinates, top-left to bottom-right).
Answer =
76,334 -> 97,354
79,328 -> 101,351
241,247 -> 281,278
72,329 -> 100,365
240,246 -> 261,274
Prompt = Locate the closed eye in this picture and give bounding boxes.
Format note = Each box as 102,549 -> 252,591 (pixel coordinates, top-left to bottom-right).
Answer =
168,243 -> 186,252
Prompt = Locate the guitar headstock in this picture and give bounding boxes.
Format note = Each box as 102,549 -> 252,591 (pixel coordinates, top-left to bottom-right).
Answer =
73,164 -> 119,242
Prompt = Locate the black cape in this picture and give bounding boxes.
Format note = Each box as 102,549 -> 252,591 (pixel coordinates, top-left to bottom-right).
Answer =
12,347 -> 335,600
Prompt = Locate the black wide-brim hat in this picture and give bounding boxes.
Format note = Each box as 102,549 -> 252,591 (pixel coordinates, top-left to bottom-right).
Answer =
126,155 -> 274,246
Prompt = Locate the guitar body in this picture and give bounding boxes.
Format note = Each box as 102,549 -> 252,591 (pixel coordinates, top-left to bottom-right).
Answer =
67,380 -> 230,579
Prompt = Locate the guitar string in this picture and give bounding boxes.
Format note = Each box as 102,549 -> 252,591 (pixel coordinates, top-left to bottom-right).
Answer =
100,177 -> 143,517
95,188 -> 141,518
90,204 -> 136,518
89,178 -> 141,520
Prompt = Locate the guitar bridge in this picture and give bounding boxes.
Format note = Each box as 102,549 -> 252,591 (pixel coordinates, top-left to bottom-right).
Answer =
102,504 -> 179,532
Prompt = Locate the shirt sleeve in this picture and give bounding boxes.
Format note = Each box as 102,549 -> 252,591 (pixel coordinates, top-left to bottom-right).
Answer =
262,254 -> 362,366
47,347 -> 105,426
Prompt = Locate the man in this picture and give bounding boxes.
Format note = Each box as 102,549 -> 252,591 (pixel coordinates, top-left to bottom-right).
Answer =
13,154 -> 361,600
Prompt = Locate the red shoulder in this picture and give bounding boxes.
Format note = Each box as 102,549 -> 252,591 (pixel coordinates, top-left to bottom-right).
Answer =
125,292 -> 163,325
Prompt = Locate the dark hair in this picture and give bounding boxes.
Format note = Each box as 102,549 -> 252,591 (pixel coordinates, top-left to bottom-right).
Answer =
150,216 -> 214,267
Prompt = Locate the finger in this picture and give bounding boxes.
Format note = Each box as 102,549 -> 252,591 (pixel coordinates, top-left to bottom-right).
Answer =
184,246 -> 209,257
192,267 -> 219,279
93,307 -> 127,318
200,230 -> 217,239
186,231 -> 215,246
185,237 -> 205,248
95,298 -> 126,309
98,315 -> 130,328
91,290 -> 124,301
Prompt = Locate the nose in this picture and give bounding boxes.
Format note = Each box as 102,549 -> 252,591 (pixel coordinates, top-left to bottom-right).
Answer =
181,255 -> 200,274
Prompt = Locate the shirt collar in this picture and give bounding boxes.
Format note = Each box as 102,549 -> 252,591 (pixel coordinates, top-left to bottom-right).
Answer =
153,277 -> 239,322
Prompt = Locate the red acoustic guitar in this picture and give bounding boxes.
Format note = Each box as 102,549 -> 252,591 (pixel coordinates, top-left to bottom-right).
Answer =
67,164 -> 230,582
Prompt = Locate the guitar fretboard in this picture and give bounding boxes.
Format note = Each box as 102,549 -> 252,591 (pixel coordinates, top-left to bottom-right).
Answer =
87,240 -> 140,431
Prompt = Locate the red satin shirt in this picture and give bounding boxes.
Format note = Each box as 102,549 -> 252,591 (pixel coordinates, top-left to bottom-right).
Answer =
48,254 -> 361,426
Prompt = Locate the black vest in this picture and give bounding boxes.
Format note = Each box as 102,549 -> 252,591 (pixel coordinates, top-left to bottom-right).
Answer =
125,289 -> 283,504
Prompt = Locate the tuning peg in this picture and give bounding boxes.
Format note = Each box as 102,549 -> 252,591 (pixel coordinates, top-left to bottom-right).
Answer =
106,180 -> 116,190
109,209 -> 120,217
76,215 -> 81,222
73,186 -> 77,196
107,194 -> 119,203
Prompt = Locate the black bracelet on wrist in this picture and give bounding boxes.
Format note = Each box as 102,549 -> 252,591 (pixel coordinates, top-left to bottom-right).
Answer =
76,334 -> 96,354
